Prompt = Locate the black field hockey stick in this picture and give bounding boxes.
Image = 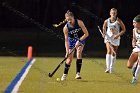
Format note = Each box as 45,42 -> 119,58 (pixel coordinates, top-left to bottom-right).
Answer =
98,26 -> 116,55
48,47 -> 76,77
132,45 -> 140,77
133,62 -> 138,77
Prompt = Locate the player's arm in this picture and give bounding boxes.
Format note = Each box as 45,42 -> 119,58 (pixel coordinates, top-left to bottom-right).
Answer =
102,20 -> 107,37
77,20 -> 89,41
132,29 -> 136,48
117,18 -> 126,37
63,25 -> 69,54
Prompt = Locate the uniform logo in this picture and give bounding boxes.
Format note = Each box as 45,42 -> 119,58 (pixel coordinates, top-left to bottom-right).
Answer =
69,28 -> 82,38
109,25 -> 117,35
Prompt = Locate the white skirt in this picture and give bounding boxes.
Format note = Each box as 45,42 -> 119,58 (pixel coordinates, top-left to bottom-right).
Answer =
133,46 -> 140,52
104,35 -> 120,46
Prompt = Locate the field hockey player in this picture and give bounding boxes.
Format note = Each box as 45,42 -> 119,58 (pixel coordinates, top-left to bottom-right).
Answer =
127,15 -> 140,84
102,8 -> 126,73
56,10 -> 89,80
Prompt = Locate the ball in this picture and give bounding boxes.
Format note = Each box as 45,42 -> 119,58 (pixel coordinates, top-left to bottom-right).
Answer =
56,78 -> 60,81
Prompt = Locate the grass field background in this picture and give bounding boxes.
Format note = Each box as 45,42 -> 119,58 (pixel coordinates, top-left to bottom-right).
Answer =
0,57 -> 140,93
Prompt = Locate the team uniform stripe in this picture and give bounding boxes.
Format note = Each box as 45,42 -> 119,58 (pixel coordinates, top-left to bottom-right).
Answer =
4,58 -> 36,93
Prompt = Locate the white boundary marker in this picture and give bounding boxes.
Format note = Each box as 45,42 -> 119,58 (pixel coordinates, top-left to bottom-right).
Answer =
5,58 -> 36,93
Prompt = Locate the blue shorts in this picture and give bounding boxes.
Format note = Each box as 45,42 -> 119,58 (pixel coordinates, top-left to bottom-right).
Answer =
68,37 -> 85,49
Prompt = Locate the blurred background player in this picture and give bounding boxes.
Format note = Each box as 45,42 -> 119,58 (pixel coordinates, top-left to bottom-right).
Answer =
127,15 -> 140,84
102,8 -> 126,73
60,10 -> 89,80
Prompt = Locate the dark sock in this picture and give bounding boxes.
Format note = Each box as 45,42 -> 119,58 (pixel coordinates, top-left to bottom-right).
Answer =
64,63 -> 70,74
76,59 -> 82,73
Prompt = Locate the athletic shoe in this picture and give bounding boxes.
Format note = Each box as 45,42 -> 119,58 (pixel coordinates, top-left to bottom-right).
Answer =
75,72 -> 82,79
131,77 -> 137,84
105,69 -> 109,73
109,70 -> 112,74
61,74 -> 67,81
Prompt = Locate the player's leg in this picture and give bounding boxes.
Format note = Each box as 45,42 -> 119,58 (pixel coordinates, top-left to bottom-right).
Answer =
127,52 -> 138,69
128,52 -> 138,76
131,52 -> 140,84
127,52 -> 139,83
130,47 -> 140,73
110,45 -> 118,73
132,62 -> 140,84
75,44 -> 84,79
61,49 -> 75,80
105,42 -> 112,73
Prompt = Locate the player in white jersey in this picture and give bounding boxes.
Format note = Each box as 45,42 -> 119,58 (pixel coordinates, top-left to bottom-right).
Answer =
127,15 -> 140,84
102,8 -> 126,73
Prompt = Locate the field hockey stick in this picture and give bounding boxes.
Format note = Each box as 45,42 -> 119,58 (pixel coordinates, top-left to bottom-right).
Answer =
132,52 -> 139,77
98,26 -> 116,55
48,46 -> 76,77
132,45 -> 140,77
133,62 -> 138,77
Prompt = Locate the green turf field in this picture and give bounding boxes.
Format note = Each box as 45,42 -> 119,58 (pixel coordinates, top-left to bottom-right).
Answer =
0,57 -> 140,93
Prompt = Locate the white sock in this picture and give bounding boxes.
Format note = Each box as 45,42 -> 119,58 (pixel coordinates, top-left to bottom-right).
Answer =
134,64 -> 140,79
106,54 -> 111,70
132,62 -> 137,69
110,55 -> 116,72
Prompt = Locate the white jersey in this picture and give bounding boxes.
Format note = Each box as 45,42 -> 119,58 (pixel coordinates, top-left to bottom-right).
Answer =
104,18 -> 121,46
106,18 -> 120,37
133,28 -> 140,52
134,28 -> 140,45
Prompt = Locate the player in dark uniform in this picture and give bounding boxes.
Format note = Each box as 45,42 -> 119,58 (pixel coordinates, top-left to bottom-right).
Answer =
61,10 -> 89,80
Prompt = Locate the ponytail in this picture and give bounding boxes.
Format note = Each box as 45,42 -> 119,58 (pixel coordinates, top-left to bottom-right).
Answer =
53,10 -> 74,27
53,19 -> 67,27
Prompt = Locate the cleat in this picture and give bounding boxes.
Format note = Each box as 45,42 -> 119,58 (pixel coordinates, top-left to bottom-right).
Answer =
109,69 -> 113,74
109,70 -> 112,74
61,74 -> 67,81
75,73 -> 82,79
105,69 -> 109,73
131,78 -> 137,84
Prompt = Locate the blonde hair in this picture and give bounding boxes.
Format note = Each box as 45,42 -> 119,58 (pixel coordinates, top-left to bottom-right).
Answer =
65,10 -> 74,17
53,10 -> 74,27
53,19 -> 66,27
110,8 -> 117,13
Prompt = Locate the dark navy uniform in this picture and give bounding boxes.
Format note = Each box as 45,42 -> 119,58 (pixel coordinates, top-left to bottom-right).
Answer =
67,19 -> 85,48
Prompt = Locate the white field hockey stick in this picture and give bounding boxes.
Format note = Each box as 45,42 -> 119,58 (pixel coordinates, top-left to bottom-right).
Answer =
98,26 -> 116,55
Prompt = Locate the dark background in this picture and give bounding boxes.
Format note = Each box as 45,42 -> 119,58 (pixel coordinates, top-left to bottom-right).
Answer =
0,0 -> 139,57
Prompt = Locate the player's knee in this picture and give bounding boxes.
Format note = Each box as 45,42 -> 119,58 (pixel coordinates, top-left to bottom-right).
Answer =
66,58 -> 72,64
77,49 -> 81,53
127,65 -> 132,69
77,55 -> 82,59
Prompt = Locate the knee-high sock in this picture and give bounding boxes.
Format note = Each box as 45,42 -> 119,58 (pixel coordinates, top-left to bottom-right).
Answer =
76,59 -> 82,74
106,54 -> 111,70
64,63 -> 70,74
132,62 -> 138,77
110,55 -> 116,71
134,64 -> 140,79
